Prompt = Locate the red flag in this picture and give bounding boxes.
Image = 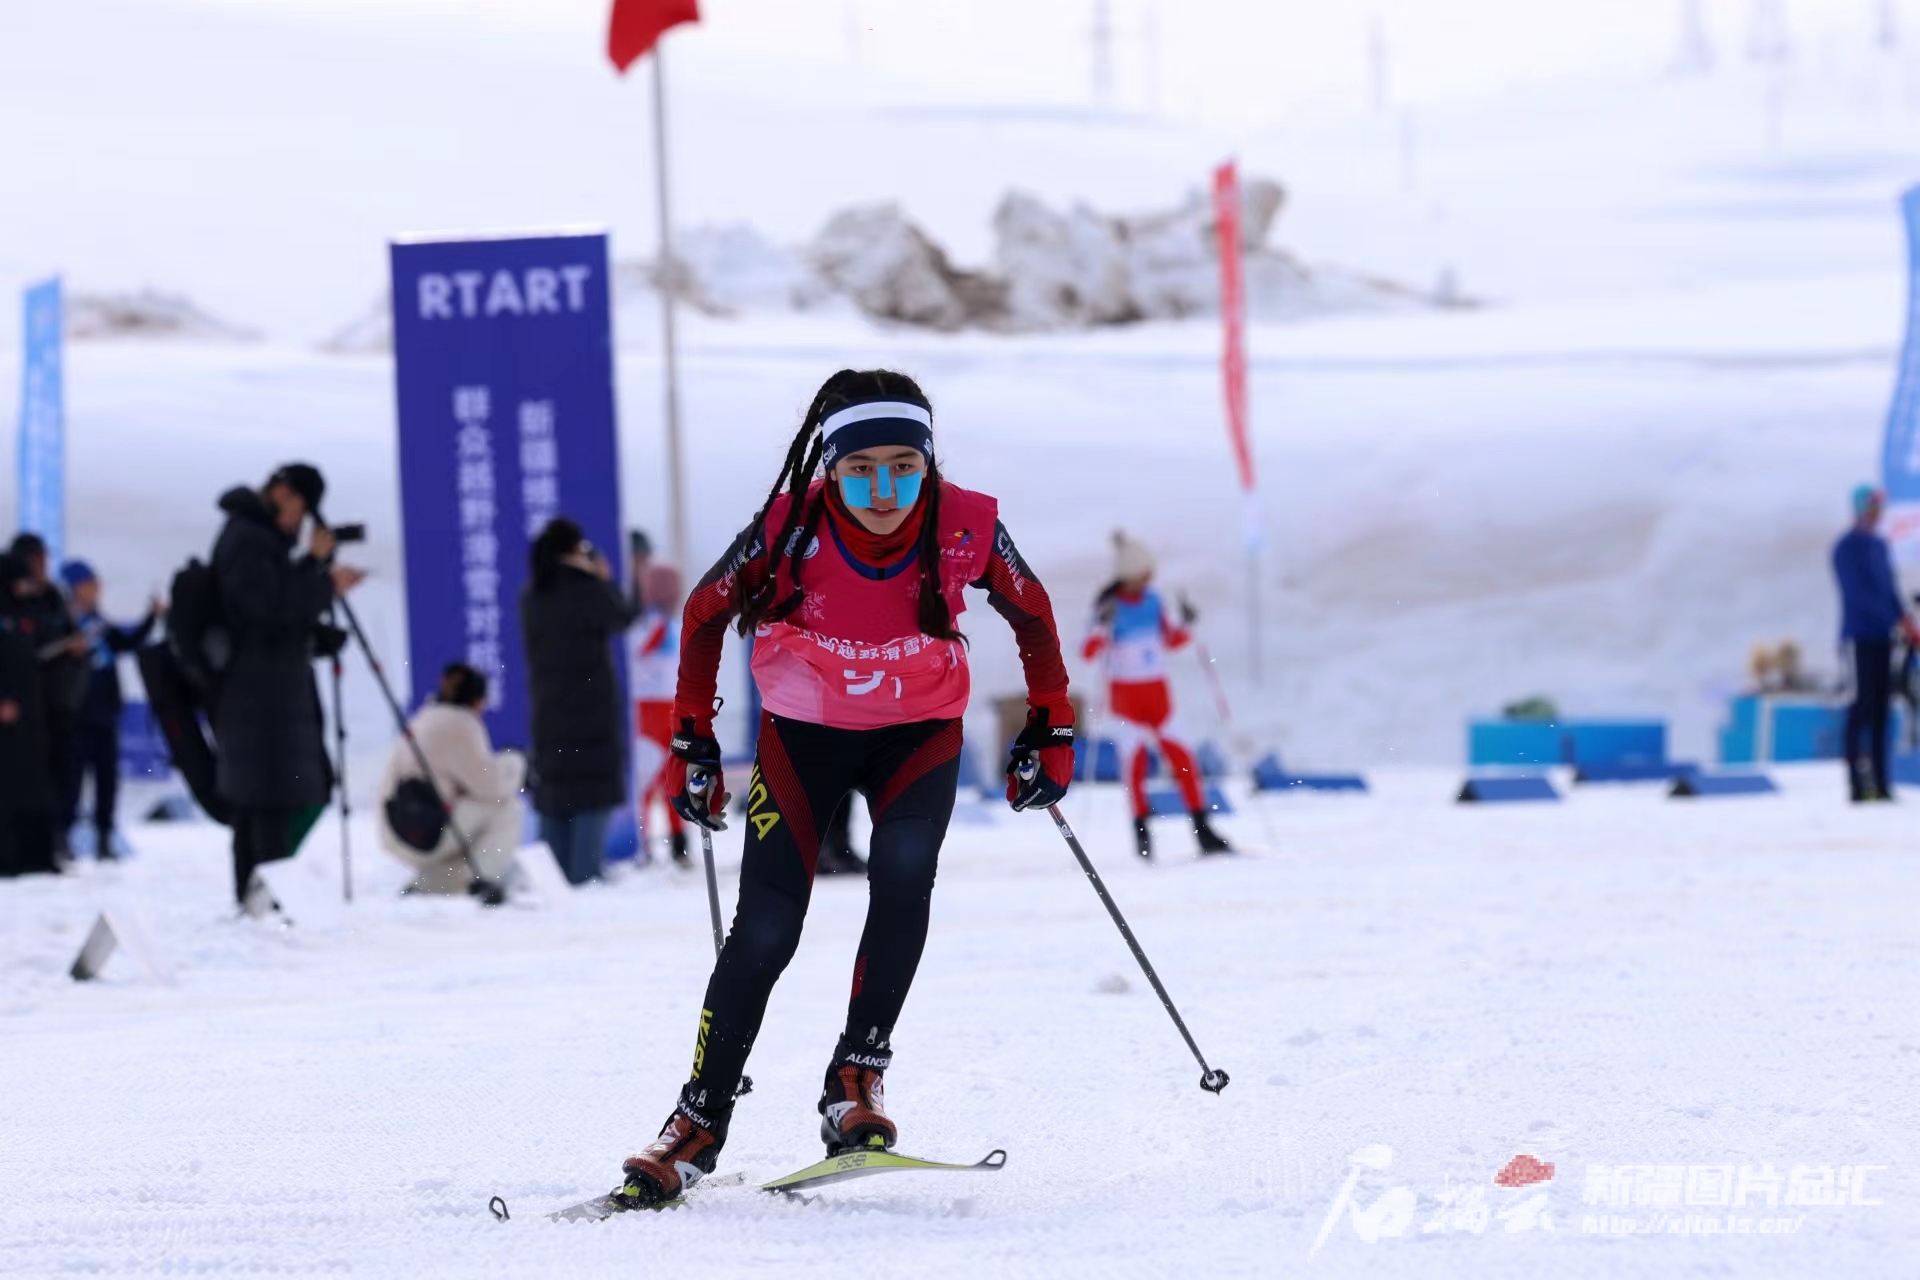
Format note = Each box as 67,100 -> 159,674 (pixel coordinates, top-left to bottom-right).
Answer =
1212,161 -> 1255,497
608,0 -> 700,73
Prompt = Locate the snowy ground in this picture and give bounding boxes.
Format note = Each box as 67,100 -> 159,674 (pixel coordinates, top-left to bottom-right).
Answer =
2,767 -> 1914,1277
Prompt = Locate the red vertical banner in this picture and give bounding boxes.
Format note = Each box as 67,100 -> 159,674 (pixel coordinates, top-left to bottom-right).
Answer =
1213,161 -> 1257,541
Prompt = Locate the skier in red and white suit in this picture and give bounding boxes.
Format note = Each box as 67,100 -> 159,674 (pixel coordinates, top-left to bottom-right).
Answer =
629,561 -> 688,866
1082,531 -> 1232,860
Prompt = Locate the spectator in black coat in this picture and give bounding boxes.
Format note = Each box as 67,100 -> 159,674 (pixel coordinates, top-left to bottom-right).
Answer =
210,464 -> 365,904
59,559 -> 161,858
10,532 -> 82,856
521,518 -> 638,885
0,553 -> 58,877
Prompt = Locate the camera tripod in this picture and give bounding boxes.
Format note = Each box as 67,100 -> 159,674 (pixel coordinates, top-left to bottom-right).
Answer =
327,587 -> 475,904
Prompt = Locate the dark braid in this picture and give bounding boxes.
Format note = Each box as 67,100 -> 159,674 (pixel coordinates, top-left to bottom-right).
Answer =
735,370 -> 857,634
914,453 -> 963,643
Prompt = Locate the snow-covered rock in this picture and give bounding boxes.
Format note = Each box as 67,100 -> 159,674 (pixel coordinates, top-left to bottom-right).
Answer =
318,179 -> 1454,348
993,192 -> 1139,328
807,203 -> 1004,332
67,290 -> 255,341
673,222 -> 831,315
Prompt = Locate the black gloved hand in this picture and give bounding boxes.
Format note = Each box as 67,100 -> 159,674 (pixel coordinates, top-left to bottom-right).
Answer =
1005,702 -> 1075,812
668,716 -> 729,831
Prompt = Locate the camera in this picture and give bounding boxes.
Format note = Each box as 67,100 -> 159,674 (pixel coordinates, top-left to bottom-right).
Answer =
330,522 -> 367,545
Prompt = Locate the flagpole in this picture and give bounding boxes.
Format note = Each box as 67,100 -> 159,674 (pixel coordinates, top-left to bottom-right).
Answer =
651,43 -> 689,570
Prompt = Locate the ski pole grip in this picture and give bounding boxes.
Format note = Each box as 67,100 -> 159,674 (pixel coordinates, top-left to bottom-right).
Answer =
1016,758 -> 1037,783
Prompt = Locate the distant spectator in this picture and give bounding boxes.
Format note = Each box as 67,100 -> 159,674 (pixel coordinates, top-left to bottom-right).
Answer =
58,560 -> 162,859
522,518 -> 639,885
376,663 -> 524,904
10,533 -> 82,857
0,553 -> 59,876
1831,484 -> 1913,802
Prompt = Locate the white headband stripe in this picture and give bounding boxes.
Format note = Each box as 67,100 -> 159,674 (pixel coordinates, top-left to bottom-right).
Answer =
821,401 -> 932,436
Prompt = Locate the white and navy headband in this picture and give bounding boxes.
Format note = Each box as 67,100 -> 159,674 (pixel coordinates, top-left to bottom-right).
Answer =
820,399 -> 933,466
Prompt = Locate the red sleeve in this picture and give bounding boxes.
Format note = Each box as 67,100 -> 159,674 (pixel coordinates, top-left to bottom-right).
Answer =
1161,607 -> 1192,652
973,521 -> 1073,723
672,516 -> 771,731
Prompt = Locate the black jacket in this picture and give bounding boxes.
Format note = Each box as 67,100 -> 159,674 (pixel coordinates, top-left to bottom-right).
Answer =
0,555 -> 55,841
520,564 -> 639,815
13,580 -> 83,716
0,621 -> 54,817
209,486 -> 335,809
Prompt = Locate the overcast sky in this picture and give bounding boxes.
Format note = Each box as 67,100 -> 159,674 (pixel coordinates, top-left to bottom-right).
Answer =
183,0 -> 1904,122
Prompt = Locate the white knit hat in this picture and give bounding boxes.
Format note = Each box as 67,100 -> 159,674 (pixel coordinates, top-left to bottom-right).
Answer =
1112,529 -> 1155,581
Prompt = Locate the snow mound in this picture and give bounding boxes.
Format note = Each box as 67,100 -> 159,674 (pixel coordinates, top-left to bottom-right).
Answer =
634,182 -> 1461,339
808,202 -> 1006,331
320,179 -> 1454,346
66,290 -> 256,342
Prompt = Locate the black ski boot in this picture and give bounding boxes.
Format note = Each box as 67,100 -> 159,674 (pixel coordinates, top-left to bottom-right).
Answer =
669,830 -> 690,866
617,1087 -> 728,1206
1192,812 -> 1233,855
820,1061 -> 896,1154
1133,818 -> 1153,860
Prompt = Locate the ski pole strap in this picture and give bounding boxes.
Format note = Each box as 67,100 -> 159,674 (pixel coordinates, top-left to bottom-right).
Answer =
1044,804 -> 1230,1095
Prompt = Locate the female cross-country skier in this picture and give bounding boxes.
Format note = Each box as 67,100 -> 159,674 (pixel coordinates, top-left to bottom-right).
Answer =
1083,530 -> 1232,860
614,368 -> 1078,1205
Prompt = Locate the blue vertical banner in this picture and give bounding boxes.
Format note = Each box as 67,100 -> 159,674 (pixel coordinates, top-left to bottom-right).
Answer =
17,277 -> 65,564
1882,186 -> 1920,556
389,232 -> 623,748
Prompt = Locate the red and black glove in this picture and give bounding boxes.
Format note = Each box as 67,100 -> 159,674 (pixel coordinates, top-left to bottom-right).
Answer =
1006,695 -> 1075,812
667,711 -> 730,831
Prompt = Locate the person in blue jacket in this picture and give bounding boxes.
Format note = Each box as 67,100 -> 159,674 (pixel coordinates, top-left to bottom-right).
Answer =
1831,485 -> 1913,802
60,561 -> 162,856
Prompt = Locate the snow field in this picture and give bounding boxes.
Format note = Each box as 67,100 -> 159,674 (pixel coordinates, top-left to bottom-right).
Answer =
2,765 -> 1915,1277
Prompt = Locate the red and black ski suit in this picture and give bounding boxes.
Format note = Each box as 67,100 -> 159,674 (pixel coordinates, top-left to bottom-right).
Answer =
670,479 -> 1072,1116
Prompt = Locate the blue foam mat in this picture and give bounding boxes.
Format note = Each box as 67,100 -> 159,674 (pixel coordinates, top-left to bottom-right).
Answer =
1146,785 -> 1233,817
1250,752 -> 1368,794
1457,775 -> 1561,803
1670,772 -> 1778,798
1574,761 -> 1697,784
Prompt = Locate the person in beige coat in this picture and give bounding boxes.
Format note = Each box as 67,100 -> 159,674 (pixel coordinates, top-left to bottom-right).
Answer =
377,663 -> 525,900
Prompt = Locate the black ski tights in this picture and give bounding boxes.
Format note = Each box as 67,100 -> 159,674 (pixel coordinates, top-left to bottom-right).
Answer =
681,713 -> 960,1118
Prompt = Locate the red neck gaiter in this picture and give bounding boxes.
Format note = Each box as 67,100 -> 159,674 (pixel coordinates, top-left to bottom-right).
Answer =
825,481 -> 925,565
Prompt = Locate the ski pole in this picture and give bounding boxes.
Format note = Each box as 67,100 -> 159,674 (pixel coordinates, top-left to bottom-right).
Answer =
688,772 -> 751,1097
1193,638 -> 1235,727
1179,594 -> 1234,727
1024,772 -> 1229,1093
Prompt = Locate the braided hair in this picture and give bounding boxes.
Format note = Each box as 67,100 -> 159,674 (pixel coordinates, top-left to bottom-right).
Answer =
735,368 -> 963,644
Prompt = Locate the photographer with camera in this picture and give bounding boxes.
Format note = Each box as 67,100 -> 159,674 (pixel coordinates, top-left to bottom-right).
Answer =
523,517 -> 639,886
210,463 -> 365,905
